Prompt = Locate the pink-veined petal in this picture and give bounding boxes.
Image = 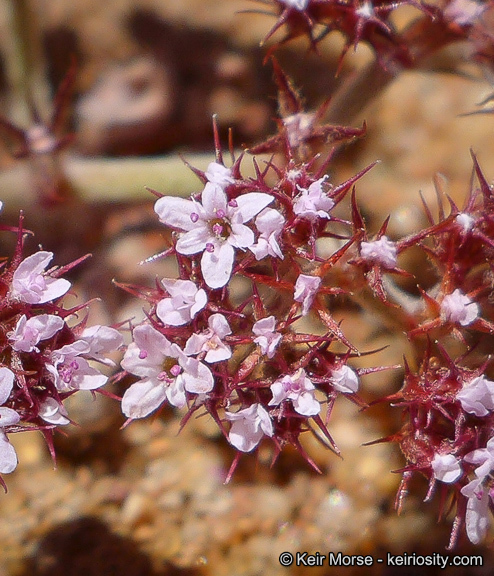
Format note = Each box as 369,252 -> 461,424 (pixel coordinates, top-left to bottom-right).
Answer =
201,242 -> 235,289
154,196 -> 200,231
234,193 -> 274,223
0,431 -> 18,474
176,226 -> 211,255
0,367 -> 15,405
201,183 -> 228,217
122,378 -> 168,419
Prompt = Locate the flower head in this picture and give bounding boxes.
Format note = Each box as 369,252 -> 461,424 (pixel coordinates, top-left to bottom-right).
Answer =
440,289 -> 479,326
250,208 -> 285,260
253,316 -> 282,359
8,314 -> 64,353
294,177 -> 334,221
329,364 -> 359,394
156,279 -> 207,326
0,367 -> 20,474
226,403 -> 274,452
431,453 -> 462,483
9,251 -> 71,304
184,313 -> 232,363
155,185 -> 274,288
269,368 -> 320,416
456,375 -> 494,417
360,236 -> 397,269
205,162 -> 235,188
294,274 -> 321,316
121,324 -> 214,418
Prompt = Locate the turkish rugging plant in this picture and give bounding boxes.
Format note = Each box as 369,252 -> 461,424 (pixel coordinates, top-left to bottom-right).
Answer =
2,0 -> 494,551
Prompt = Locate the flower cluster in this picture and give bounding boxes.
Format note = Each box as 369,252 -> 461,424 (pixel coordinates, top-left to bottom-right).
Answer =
0,210 -> 122,488
118,113 -> 394,479
378,157 -> 494,547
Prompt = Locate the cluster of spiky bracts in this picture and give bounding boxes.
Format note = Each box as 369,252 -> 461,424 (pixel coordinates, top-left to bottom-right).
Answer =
373,155 -> 494,549
117,128 -> 384,480
0,207 -> 123,490
261,0 -> 491,71
117,54 -> 494,547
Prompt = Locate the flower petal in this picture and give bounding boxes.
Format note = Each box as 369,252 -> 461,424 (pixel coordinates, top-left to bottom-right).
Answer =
154,196 -> 200,231
201,242 -> 235,289
235,193 -> 274,223
122,378 -> 168,419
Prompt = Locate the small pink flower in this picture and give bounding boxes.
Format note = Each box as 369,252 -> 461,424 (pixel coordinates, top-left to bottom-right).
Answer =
8,314 -> 64,353
253,316 -> 282,359
39,397 -> 70,426
431,453 -> 462,483
294,274 -> 321,316
156,278 -> 207,326
269,368 -> 320,416
205,162 -> 235,188
9,251 -> 71,304
80,325 -> 124,366
294,177 -> 334,221
457,375 -> 494,417
464,437 -> 494,480
283,112 -> 315,147
329,365 -> 359,394
444,0 -> 485,26
456,212 -> 475,232
155,185 -> 274,288
250,208 -> 285,260
461,478 -> 490,544
47,341 -> 109,392
226,403 -> 273,452
184,313 -> 232,363
440,289 -> 479,326
279,0 -> 310,10
121,324 -> 214,418
0,367 -> 20,474
360,236 -> 397,268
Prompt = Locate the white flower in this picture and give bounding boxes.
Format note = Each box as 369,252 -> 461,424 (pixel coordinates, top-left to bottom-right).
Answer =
456,212 -> 475,232
253,316 -> 282,359
460,436 -> 494,543
360,236 -> 397,269
294,177 -> 334,221
440,289 -> 479,326
294,274 -> 321,316
225,403 -> 273,452
431,453 -> 462,483
269,368 -> 320,416
250,208 -> 285,260
155,185 -> 274,288
280,0 -> 309,9
457,375 -> 494,417
121,324 -> 214,418
461,478 -> 490,544
39,397 -> 70,426
47,340 -> 109,392
205,162 -> 235,188
329,365 -> 359,393
156,278 -> 207,326
9,251 -> 71,304
444,0 -> 485,26
8,314 -> 64,352
0,367 -> 20,474
283,112 -> 315,147
464,436 -> 494,480
184,313 -> 232,363
80,325 -> 124,366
